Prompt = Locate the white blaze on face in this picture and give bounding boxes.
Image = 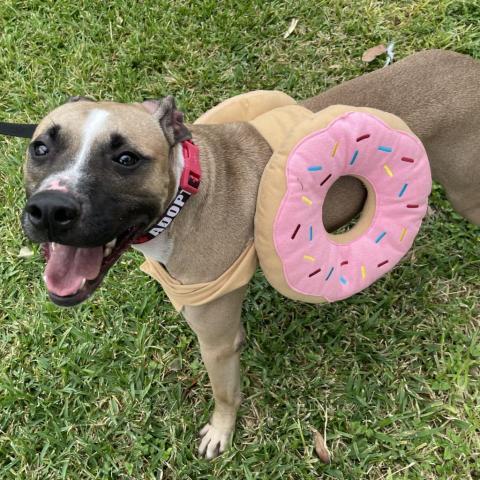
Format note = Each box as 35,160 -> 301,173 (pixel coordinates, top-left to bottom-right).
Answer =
38,108 -> 110,192
72,109 -> 110,181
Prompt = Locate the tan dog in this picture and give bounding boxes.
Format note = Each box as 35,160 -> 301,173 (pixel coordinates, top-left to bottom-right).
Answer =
21,49 -> 480,459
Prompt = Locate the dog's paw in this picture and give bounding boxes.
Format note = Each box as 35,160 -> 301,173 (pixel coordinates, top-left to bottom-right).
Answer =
198,422 -> 233,459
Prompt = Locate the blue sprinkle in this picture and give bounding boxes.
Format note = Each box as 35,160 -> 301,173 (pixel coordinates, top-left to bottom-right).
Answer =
325,267 -> 334,281
309,225 -> 313,241
350,149 -> 359,165
398,183 -> 408,197
339,275 -> 348,285
308,165 -> 322,171
375,231 -> 387,243
378,146 -> 393,152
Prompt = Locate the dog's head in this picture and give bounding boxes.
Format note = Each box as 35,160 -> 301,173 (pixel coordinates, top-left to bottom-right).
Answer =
22,96 -> 191,306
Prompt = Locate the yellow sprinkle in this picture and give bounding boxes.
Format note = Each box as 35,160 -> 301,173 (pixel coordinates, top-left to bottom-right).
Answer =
361,265 -> 366,279
331,142 -> 339,157
303,255 -> 315,262
400,227 -> 407,241
383,164 -> 393,177
302,196 -> 313,206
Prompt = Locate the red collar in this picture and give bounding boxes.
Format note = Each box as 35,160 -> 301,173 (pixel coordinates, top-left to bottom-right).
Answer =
133,139 -> 201,244
179,139 -> 201,194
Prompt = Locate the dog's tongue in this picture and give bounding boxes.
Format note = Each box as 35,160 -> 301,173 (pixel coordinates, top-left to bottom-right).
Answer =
44,244 -> 103,297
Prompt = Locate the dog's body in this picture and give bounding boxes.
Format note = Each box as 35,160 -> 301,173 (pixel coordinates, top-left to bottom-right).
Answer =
22,49 -> 480,459
302,49 -> 480,226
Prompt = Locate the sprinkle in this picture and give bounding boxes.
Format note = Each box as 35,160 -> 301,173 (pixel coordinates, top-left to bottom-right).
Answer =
291,224 -> 301,239
350,149 -> 359,165
339,275 -> 348,285
309,225 -> 313,241
302,196 -> 312,206
304,255 -> 315,262
377,260 -> 389,268
340,260 -> 349,266
375,231 -> 387,243
383,164 -> 393,177
308,165 -> 323,172
361,265 -> 366,279
331,142 -> 339,157
378,146 -> 393,152
320,174 -> 332,186
401,156 -> 414,163
356,134 -> 370,142
400,227 -> 407,241
398,183 -> 408,197
308,268 -> 322,278
325,267 -> 334,281
406,204 -> 419,208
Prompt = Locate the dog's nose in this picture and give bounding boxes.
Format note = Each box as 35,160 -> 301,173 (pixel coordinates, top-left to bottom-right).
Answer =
25,191 -> 80,234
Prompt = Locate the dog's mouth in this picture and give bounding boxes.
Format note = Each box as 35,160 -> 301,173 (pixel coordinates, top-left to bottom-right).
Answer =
41,226 -> 141,307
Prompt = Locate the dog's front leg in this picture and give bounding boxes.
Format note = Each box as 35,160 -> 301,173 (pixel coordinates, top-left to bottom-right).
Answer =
182,286 -> 247,459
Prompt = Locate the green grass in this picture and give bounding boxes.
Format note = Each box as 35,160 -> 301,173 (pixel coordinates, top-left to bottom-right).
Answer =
0,0 -> 479,478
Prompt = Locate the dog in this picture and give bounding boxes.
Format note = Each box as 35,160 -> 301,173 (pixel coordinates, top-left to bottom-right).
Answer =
21,49 -> 480,459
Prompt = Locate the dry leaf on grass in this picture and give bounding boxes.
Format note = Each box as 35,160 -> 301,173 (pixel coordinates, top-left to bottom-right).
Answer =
362,44 -> 387,62
168,358 -> 182,371
18,246 -> 34,258
283,18 -> 299,39
313,428 -> 330,464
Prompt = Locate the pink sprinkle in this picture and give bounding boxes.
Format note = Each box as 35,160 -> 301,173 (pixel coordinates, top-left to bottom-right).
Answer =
308,268 -> 322,278
291,224 -> 301,239
356,134 -> 370,142
320,174 -> 332,186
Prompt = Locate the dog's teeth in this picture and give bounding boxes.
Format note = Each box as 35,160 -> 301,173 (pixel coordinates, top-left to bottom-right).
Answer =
105,238 -> 117,248
79,278 -> 86,289
51,242 -> 56,251
104,238 -> 117,257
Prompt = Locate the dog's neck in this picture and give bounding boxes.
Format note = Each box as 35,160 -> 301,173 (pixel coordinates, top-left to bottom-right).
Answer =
135,121 -> 273,284
132,143 -> 184,263
133,119 -> 372,286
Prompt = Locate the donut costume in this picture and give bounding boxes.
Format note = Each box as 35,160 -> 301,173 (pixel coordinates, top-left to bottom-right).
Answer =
141,91 -> 431,310
259,108 -> 431,302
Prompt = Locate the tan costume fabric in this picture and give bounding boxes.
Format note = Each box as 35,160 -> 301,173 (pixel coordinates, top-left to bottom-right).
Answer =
140,91 -> 415,310
195,90 -> 296,125
140,242 -> 257,312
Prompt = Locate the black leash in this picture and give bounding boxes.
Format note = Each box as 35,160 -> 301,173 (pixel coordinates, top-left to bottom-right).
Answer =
0,122 -> 37,138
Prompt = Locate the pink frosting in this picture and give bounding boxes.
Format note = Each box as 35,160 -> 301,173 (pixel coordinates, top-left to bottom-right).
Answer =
273,111 -> 431,302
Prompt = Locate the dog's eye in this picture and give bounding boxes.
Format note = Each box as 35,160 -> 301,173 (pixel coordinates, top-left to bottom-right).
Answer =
32,142 -> 49,156
114,152 -> 139,167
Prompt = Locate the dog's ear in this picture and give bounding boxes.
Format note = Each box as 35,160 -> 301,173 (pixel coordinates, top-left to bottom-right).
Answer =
142,96 -> 191,146
66,96 -> 96,103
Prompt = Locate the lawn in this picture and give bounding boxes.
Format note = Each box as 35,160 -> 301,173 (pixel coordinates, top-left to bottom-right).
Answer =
0,0 -> 479,478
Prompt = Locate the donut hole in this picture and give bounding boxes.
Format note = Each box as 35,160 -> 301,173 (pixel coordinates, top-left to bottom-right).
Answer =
322,175 -> 376,244
332,210 -> 362,235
